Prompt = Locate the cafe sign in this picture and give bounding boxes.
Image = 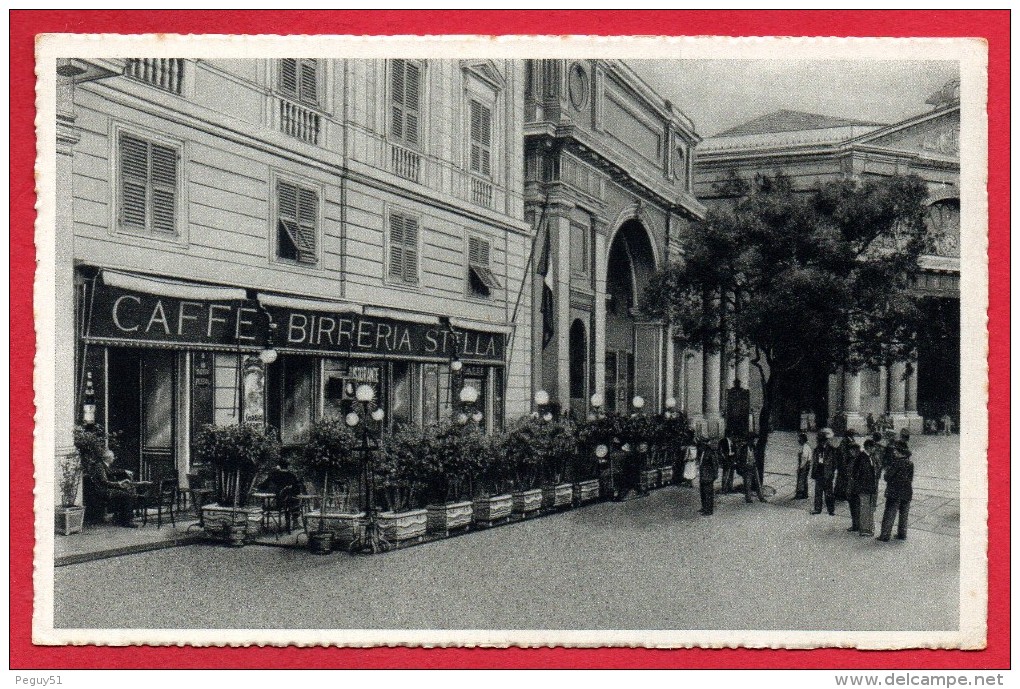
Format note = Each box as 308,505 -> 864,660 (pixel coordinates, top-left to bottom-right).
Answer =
86,280 -> 505,363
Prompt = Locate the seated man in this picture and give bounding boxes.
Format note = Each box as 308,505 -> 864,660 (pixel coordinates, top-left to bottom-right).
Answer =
91,449 -> 138,528
259,458 -> 303,531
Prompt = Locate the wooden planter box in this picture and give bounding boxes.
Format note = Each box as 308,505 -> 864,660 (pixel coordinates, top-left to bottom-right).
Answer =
640,468 -> 660,491
511,488 -> 543,518
659,466 -> 675,485
426,501 -> 473,536
55,506 -> 85,535
572,479 -> 601,506
473,494 -> 512,527
201,505 -> 262,544
377,509 -> 428,544
304,510 -> 365,547
541,483 -> 573,511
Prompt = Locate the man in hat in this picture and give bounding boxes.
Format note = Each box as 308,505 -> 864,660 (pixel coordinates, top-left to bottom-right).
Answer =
698,437 -> 720,516
840,429 -> 862,531
811,428 -> 838,515
877,439 -> 915,541
854,439 -> 881,537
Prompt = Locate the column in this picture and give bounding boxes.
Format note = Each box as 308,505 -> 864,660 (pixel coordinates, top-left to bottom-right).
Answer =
702,346 -> 722,437
592,228 -> 607,407
903,361 -> 923,433
663,328 -> 676,409
887,360 -> 908,430
554,210 -> 572,413
633,321 -> 664,411
685,348 -> 704,432
842,369 -> 865,433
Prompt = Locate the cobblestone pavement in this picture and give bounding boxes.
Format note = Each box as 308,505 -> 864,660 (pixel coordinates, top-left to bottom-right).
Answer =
55,436 -> 959,632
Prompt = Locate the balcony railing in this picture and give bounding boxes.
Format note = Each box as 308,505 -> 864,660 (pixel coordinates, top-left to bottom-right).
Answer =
470,177 -> 493,208
124,58 -> 184,95
279,98 -> 321,145
390,145 -> 421,183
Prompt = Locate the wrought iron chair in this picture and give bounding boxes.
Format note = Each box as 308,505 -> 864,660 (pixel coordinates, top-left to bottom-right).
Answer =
142,478 -> 178,528
262,484 -> 301,537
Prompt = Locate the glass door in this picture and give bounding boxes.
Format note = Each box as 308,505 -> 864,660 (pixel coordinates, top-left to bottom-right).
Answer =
141,350 -> 177,482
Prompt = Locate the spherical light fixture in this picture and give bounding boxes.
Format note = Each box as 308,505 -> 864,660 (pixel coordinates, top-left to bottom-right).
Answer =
542,412 -> 553,422
371,408 -> 385,422
534,389 -> 550,406
456,412 -> 468,425
530,411 -> 540,419
345,412 -> 360,427
639,443 -> 649,453
259,347 -> 278,365
595,444 -> 608,458
471,411 -> 483,423
632,395 -> 645,410
355,384 -> 376,403
459,385 -> 479,404
621,443 -> 632,453
665,397 -> 677,410
590,392 -> 604,408
450,359 -> 463,373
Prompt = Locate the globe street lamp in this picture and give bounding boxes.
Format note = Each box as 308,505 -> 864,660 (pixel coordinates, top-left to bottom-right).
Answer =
534,389 -> 553,421
347,383 -> 388,554
456,384 -> 483,428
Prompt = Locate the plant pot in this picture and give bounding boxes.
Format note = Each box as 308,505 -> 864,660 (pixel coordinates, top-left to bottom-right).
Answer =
202,505 -> 262,544
308,530 -> 335,555
541,483 -> 573,511
305,510 -> 365,547
55,506 -> 85,536
572,479 -> 601,506
426,501 -> 473,536
640,468 -> 660,491
222,522 -> 248,547
511,488 -> 543,518
472,494 -> 512,527
659,466 -> 674,485
377,509 -> 428,544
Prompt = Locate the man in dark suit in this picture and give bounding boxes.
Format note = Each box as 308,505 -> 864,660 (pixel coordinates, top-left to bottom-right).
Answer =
811,428 -> 838,515
92,450 -> 138,528
841,430 -> 862,532
718,436 -> 736,493
877,440 -> 915,541
259,458 -> 304,532
698,439 -> 719,516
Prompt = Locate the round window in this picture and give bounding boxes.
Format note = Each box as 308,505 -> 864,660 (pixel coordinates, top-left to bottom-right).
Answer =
568,62 -> 589,109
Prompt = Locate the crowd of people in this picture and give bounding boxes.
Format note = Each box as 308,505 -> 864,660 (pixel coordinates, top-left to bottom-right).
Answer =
685,426 -> 916,542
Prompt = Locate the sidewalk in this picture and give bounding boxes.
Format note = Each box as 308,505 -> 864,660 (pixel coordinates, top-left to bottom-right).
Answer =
55,517 -> 204,567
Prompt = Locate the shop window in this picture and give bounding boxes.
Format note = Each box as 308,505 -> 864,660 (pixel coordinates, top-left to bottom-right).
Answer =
467,235 -> 501,298
422,363 -> 440,424
322,360 -> 383,420
278,58 -> 319,106
276,179 -> 318,265
118,132 -> 179,235
570,222 -> 589,275
387,211 -> 420,285
390,59 -> 422,148
469,99 -> 493,177
213,354 -> 240,425
280,356 -> 314,445
389,361 -> 418,429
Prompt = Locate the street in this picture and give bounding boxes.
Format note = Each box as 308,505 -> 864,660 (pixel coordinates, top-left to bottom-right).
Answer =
55,435 -> 959,632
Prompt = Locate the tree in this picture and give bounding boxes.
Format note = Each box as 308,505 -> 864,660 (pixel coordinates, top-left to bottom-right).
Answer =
643,172 -> 932,466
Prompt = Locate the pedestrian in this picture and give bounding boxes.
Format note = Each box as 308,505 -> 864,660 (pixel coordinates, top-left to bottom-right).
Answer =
680,440 -> 698,487
698,439 -> 719,515
718,435 -> 736,493
877,440 -> 914,541
794,433 -> 811,499
811,428 -> 838,515
841,430 -> 862,531
854,439 -> 881,537
742,434 -> 766,503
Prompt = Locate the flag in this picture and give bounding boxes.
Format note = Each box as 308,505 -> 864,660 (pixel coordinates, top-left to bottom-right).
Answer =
536,221 -> 554,348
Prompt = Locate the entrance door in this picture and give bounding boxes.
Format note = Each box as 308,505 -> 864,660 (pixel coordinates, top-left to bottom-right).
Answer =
106,348 -> 177,482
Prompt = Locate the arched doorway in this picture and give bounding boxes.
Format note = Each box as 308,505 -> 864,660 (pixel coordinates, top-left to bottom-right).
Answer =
569,319 -> 587,417
604,218 -> 657,413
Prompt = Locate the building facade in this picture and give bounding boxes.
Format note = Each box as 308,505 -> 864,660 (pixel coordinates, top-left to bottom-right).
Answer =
54,57 -> 530,489
695,81 -> 961,432
522,60 -> 705,421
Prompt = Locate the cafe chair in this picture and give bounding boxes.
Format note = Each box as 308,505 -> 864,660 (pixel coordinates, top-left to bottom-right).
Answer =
143,478 -> 178,529
262,485 -> 301,538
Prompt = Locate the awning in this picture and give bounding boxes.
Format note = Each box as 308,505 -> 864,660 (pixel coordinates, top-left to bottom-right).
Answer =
102,270 -> 247,301
258,293 -> 362,315
362,306 -> 440,325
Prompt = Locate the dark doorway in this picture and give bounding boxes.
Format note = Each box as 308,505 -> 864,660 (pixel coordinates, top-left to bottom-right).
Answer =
107,348 -> 178,481
569,319 -> 588,417
916,297 -> 960,428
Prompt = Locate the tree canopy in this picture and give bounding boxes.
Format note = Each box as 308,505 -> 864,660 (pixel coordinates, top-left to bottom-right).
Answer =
643,172 -> 933,437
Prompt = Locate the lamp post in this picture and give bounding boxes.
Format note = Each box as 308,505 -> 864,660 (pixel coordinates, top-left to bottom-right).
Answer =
456,384 -> 483,428
346,383 -> 389,554
533,389 -> 553,421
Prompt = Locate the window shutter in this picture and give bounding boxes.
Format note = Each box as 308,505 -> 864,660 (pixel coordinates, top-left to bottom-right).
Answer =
280,59 -> 298,99
468,236 -> 490,267
469,100 -> 492,176
402,215 -> 419,284
295,186 -> 318,264
299,59 -> 318,104
391,60 -> 405,141
149,143 -> 177,233
388,214 -> 405,279
120,134 -> 149,229
403,62 -> 421,145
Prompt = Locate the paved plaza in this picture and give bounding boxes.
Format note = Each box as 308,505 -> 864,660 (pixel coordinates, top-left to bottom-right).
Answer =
54,434 -> 960,632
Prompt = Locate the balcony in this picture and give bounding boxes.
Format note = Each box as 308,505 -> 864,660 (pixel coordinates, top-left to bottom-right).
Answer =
124,58 -> 184,95
390,145 -> 421,183
470,177 -> 493,209
279,98 -> 321,146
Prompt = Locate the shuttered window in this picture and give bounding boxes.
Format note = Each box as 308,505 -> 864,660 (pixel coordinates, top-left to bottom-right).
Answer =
388,212 -> 419,285
119,132 -> 178,235
277,180 -> 318,265
279,58 -> 319,106
469,99 -> 492,177
467,235 -> 501,297
390,59 -> 422,147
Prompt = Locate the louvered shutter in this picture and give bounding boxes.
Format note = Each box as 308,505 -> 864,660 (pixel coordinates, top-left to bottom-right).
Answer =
295,186 -> 318,264
279,59 -> 298,99
149,143 -> 177,233
403,62 -> 421,146
468,236 -> 490,267
391,60 -> 405,141
277,181 -> 301,262
120,134 -> 149,229
299,59 -> 318,104
469,100 -> 492,176
388,213 -> 405,279
401,215 -> 419,284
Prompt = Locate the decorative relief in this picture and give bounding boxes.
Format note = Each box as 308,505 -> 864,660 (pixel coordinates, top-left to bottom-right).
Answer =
926,199 -> 961,258
568,62 -> 589,110
921,124 -> 959,156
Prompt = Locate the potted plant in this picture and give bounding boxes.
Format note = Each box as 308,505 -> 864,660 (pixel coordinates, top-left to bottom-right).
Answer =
299,418 -> 360,554
193,423 -> 280,546
375,425 -> 428,545
423,421 -> 477,537
573,415 -> 619,505
539,418 -> 577,511
73,424 -> 119,526
55,449 -> 85,535
472,430 -> 513,527
503,418 -> 546,518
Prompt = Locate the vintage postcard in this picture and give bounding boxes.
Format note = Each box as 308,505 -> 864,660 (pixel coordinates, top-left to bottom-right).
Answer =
33,34 -> 988,649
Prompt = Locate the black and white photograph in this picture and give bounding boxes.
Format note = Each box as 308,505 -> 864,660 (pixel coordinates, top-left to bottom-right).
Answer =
33,35 -> 987,648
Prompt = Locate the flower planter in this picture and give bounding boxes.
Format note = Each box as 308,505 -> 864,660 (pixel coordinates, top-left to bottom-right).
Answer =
55,506 -> 85,536
304,510 -> 365,548
511,488 -> 543,518
472,494 -> 512,527
377,509 -> 428,544
572,479 -> 601,506
308,530 -> 335,555
201,504 -> 263,545
541,483 -> 573,511
426,501 -> 473,537
640,468 -> 660,491
658,466 -> 675,485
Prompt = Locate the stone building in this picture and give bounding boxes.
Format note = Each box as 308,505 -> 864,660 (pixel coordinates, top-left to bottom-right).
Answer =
53,57 -> 530,488
695,80 -> 961,432
522,59 -> 705,422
